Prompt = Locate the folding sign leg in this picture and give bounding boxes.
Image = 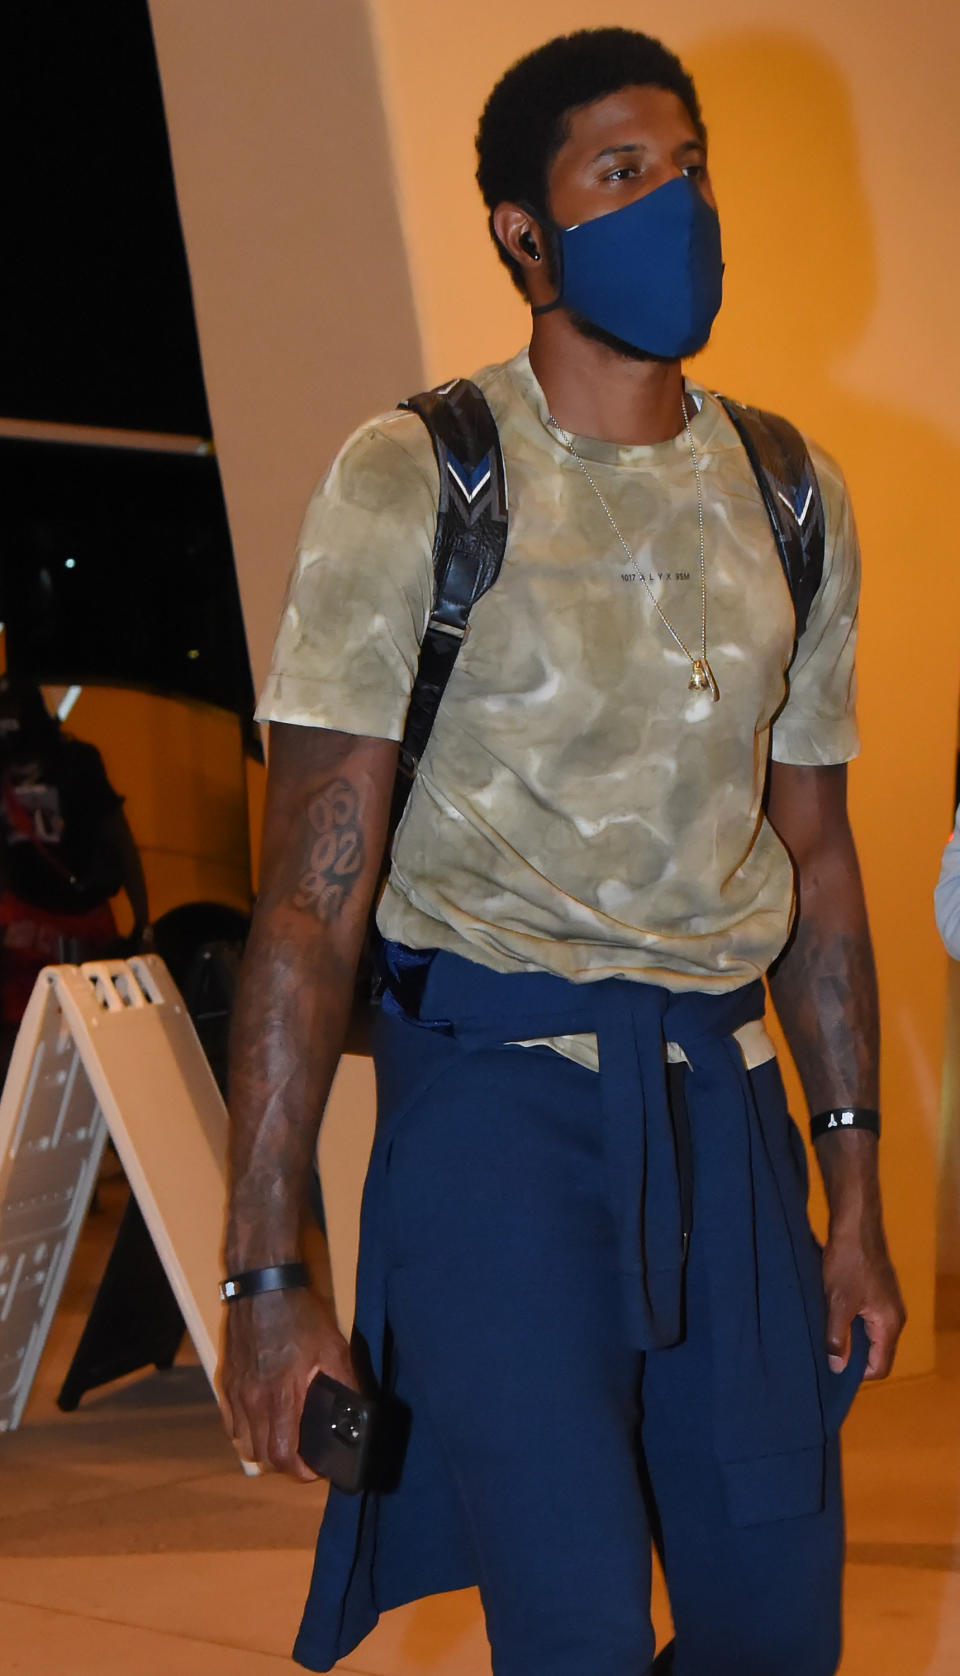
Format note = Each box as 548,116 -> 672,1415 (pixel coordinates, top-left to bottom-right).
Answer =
56,1191 -> 185,1412
46,957 -> 229,1403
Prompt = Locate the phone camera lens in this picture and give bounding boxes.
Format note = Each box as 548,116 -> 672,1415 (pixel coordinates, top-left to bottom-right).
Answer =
331,1398 -> 362,1444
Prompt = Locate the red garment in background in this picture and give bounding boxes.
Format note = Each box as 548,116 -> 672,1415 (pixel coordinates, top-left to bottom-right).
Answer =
0,891 -> 117,1023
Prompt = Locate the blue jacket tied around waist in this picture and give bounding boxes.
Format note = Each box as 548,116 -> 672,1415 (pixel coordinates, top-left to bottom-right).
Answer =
293,947 -> 867,1671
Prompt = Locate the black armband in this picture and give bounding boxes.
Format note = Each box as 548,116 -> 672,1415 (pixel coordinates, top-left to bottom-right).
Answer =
809,1107 -> 880,1143
219,1262 -> 309,1303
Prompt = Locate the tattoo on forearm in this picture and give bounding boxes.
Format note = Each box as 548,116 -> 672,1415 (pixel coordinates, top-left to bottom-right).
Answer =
226,924 -> 348,1262
291,777 -> 366,922
769,918 -> 879,1111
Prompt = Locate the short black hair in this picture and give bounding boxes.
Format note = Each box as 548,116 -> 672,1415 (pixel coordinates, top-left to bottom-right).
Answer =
476,28 -> 706,291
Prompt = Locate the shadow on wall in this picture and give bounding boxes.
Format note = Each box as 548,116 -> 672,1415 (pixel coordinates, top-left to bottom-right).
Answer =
684,34 -> 959,1670
683,26 -> 951,807
692,20 -> 959,1342
690,30 -> 875,387
689,28 -> 959,829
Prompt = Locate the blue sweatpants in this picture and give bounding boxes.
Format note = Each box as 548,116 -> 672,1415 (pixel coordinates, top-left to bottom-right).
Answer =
379,1005 -> 862,1674
295,954 -> 866,1675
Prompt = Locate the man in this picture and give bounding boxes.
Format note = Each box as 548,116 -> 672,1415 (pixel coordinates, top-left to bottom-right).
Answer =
220,28 -> 904,1676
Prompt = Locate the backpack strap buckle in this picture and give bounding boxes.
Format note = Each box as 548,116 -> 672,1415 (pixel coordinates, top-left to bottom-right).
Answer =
427,616 -> 469,642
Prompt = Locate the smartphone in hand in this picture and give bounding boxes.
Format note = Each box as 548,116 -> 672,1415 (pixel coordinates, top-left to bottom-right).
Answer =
298,1372 -> 379,1494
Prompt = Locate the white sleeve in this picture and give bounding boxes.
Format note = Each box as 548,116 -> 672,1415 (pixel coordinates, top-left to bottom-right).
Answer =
935,804 -> 960,959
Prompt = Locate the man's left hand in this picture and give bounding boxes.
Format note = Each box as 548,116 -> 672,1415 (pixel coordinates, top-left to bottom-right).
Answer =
822,1219 -> 906,1380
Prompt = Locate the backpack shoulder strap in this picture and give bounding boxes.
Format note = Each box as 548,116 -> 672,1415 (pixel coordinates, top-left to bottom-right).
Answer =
717,396 -> 825,646
392,378 -> 508,822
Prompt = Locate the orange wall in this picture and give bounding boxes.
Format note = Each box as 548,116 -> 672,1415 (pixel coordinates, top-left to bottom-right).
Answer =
151,0 -> 960,1375
148,0 -> 424,697
42,688 -> 253,927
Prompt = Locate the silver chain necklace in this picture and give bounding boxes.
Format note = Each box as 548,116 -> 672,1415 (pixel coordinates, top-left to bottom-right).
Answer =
548,395 -> 719,701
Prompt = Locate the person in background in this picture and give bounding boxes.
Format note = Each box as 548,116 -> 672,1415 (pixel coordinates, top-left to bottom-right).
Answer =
0,677 -> 149,1067
935,802 -> 960,959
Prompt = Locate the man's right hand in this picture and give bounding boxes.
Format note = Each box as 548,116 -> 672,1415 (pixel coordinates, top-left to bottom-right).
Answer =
220,1286 -> 355,1481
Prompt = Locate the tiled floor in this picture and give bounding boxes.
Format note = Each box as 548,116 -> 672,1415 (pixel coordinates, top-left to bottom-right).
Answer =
2,1182 -> 959,1675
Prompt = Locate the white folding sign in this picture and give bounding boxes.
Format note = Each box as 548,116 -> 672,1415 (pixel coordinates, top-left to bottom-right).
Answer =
0,957 -> 229,1431
0,955 -> 377,1444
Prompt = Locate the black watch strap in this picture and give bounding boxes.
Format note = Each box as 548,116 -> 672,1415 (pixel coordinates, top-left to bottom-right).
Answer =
219,1262 -> 309,1303
809,1107 -> 880,1143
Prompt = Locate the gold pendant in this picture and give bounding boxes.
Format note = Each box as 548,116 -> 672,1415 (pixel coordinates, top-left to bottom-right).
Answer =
689,659 -> 720,701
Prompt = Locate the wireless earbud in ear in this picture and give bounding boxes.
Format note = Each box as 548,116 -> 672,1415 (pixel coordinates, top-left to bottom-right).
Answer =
519,230 -> 541,262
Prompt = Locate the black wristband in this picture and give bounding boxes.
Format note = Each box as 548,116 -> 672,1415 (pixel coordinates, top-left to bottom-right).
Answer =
219,1262 -> 309,1303
809,1107 -> 880,1143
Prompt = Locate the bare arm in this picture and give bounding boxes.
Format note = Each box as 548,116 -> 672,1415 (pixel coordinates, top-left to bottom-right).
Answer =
766,761 -> 905,1379
220,720 -> 398,1475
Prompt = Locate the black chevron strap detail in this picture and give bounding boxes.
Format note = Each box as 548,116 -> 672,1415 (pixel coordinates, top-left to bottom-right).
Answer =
391,379 -> 508,830
718,396 -> 825,647
401,378 -> 509,631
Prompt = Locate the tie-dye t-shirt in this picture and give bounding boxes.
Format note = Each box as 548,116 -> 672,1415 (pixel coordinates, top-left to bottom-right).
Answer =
258,349 -> 859,992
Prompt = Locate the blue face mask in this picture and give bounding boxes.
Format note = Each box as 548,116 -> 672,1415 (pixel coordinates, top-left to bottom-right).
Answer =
534,175 -> 723,360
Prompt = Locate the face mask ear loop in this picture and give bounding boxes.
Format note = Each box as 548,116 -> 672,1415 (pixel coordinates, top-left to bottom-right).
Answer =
517,198 -> 564,316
